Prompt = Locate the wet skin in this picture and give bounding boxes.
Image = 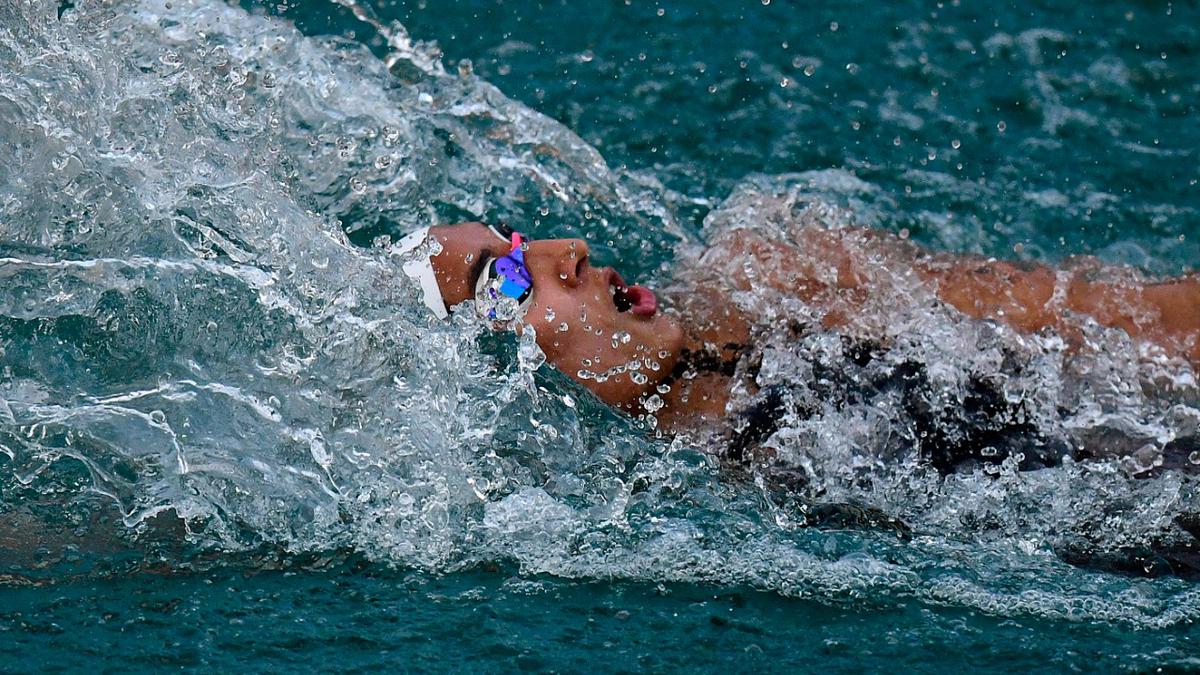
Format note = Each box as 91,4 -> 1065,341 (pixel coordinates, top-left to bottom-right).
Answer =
427,222 -> 1200,431
429,222 -> 686,411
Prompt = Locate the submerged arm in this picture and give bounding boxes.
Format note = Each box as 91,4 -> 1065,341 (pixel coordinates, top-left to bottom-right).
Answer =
915,255 -> 1200,363
690,226 -> 1200,365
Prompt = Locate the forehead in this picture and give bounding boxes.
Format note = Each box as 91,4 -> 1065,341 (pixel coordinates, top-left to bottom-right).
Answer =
438,222 -> 510,256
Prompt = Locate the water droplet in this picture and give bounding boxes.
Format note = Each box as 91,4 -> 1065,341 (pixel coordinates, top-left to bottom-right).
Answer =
951,138 -> 961,149
803,64 -> 816,76
643,394 -> 664,412
829,21 -> 839,31
557,322 -> 569,332
997,120 -> 1007,132
630,372 -> 648,385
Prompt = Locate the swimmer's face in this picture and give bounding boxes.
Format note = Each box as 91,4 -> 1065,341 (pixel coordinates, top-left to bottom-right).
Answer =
430,222 -> 685,411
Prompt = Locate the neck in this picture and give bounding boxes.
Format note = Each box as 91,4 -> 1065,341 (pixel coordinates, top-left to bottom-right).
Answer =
654,326 -> 747,434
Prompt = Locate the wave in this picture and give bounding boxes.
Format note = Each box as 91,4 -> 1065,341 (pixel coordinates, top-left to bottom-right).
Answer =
1,0 -> 1199,628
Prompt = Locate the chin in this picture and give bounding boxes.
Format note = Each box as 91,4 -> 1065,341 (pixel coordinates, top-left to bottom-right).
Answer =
651,314 -> 686,358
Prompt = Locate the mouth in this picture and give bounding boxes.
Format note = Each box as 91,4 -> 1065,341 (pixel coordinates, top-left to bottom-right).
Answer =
606,269 -> 657,318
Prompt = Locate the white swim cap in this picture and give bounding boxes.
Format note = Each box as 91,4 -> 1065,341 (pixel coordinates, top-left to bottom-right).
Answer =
393,227 -> 448,319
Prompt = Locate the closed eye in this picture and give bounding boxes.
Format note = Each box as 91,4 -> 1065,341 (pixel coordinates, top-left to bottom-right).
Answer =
487,223 -> 515,241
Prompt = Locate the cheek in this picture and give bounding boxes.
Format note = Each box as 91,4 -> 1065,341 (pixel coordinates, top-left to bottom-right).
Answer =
530,288 -> 608,336
527,297 -> 584,360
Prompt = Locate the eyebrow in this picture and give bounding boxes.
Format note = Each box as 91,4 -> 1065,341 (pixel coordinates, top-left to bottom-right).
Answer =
468,246 -> 490,286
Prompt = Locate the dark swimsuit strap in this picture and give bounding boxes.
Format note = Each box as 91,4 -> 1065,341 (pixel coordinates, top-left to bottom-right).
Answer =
659,342 -> 747,390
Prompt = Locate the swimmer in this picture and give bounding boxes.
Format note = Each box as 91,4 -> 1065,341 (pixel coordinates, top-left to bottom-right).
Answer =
405,221 -> 1199,444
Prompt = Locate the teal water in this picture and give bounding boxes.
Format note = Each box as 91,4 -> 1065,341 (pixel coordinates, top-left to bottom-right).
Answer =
3,566 -> 1199,672
1,0 -> 1199,671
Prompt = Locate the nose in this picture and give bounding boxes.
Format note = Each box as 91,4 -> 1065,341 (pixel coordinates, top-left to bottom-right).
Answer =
530,238 -> 591,287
